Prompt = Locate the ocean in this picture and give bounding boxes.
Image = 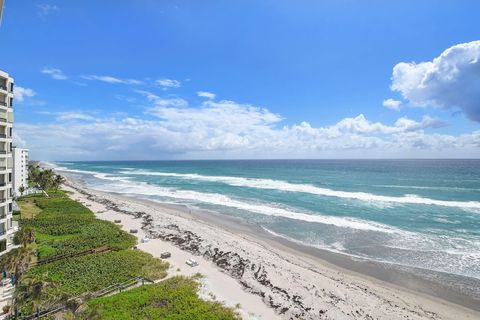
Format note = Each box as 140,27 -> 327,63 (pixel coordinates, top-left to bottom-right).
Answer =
53,159 -> 480,282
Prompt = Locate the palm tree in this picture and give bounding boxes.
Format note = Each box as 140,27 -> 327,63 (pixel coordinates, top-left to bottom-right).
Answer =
38,169 -> 55,191
28,164 -> 41,185
13,227 -> 36,248
52,175 -> 65,191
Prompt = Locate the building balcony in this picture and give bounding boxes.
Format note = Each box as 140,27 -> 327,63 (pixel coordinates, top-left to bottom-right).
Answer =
0,183 -> 11,190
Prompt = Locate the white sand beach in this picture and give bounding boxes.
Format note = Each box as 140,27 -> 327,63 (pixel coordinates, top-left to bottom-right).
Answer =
62,177 -> 480,320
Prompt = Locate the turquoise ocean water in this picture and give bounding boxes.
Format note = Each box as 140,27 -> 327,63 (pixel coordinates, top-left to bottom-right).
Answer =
53,160 -> 480,281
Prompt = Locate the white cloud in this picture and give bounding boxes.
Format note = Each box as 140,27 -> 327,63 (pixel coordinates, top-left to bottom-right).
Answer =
156,79 -> 181,89
39,111 -> 95,122
37,4 -> 59,17
41,67 -> 67,80
15,96 -> 476,160
382,98 -> 402,110
83,75 -> 142,85
135,90 -> 188,108
197,91 -> 216,99
56,112 -> 94,121
391,40 -> 480,121
13,86 -> 36,102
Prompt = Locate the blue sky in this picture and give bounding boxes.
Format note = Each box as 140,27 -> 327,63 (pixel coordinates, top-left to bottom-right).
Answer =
1,1 -> 480,160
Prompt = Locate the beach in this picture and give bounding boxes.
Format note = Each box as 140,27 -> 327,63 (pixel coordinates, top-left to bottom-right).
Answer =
60,172 -> 480,320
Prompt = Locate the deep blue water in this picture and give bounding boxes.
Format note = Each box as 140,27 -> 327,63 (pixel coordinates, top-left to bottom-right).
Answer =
53,160 -> 480,280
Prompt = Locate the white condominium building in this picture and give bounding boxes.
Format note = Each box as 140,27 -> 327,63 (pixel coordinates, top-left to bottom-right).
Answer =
0,69 -> 15,254
13,147 -> 28,196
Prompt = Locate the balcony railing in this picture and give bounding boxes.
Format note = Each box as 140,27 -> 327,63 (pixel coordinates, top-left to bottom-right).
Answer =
0,118 -> 7,123
0,102 -> 6,107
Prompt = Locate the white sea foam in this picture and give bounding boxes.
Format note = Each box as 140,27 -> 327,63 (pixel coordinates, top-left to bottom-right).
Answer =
373,184 -> 480,192
54,167 -> 131,182
120,170 -> 480,210
90,178 -> 398,233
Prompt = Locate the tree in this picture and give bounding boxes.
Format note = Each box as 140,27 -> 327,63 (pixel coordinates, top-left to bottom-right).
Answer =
52,174 -> 66,191
13,227 -> 36,248
0,246 -> 35,281
37,169 -> 55,191
14,275 -> 60,314
18,185 -> 25,196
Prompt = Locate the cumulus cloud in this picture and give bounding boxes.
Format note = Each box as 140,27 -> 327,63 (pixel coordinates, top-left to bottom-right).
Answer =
382,98 -> 402,110
41,67 -> 67,80
15,95 -> 476,160
391,40 -> 480,121
197,91 -> 216,99
156,79 -> 181,89
82,75 -> 142,85
13,86 -> 36,102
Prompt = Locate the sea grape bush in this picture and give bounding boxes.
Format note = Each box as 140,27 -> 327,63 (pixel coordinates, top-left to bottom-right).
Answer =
84,276 -> 240,320
20,197 -> 136,258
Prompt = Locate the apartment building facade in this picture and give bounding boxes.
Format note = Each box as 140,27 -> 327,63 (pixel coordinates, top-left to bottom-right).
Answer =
0,70 -> 15,254
12,147 -> 28,196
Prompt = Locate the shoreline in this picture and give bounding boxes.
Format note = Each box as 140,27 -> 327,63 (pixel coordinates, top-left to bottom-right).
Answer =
154,200 -> 480,310
61,177 -> 279,320
58,171 -> 480,320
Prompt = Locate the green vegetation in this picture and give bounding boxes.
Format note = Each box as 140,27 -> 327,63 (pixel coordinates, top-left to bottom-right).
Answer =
27,250 -> 167,296
12,180 -> 167,316
17,250 -> 168,312
28,163 -> 65,191
16,196 -> 42,219
0,246 -> 37,280
83,276 -> 240,320
8,167 -> 236,319
20,195 -> 136,258
13,227 -> 36,248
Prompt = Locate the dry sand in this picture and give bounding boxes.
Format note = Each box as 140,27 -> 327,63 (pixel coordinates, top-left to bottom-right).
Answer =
62,178 -> 480,320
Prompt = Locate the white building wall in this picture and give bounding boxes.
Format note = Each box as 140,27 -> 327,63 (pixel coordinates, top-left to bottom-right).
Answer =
0,69 -> 15,255
12,147 -> 28,196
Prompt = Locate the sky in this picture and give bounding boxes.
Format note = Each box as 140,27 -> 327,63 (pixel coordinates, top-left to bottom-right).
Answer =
1,0 -> 479,160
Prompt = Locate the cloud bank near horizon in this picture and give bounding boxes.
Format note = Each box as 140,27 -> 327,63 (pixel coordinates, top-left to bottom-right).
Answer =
14,94 -> 480,160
